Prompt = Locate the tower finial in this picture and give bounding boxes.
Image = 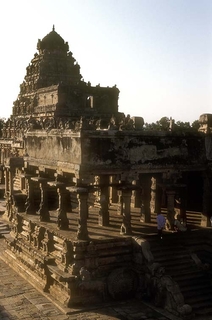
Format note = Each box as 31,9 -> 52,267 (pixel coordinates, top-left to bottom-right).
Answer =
53,25 -> 55,31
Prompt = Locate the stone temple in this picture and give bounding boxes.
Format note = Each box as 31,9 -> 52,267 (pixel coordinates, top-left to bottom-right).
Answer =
1,27 -> 212,318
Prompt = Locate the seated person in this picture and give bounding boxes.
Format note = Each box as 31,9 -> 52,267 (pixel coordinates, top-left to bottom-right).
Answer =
174,214 -> 187,232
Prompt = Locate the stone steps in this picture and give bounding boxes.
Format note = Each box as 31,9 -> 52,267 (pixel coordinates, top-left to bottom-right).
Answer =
165,264 -> 196,275
182,282 -> 212,293
173,270 -> 207,282
148,233 -> 212,317
183,286 -> 212,300
151,210 -> 202,227
186,211 -> 202,226
0,221 -> 10,237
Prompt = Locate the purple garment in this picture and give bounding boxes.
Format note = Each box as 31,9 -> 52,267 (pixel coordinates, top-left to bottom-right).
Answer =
156,214 -> 166,230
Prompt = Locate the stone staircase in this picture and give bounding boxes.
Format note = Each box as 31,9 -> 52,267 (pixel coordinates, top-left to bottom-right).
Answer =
151,210 -> 202,228
0,220 -> 10,238
186,211 -> 202,228
148,232 -> 212,317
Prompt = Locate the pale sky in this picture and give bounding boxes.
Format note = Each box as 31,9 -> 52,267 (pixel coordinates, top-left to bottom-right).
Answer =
1,0 -> 212,124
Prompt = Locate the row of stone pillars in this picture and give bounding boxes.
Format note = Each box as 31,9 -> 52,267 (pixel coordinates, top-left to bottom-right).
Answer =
69,185 -> 135,240
3,167 -> 96,240
4,166 -> 201,239
3,168 -> 141,240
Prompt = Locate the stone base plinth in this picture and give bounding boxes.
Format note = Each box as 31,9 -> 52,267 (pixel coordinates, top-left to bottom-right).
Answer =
3,212 -> 137,308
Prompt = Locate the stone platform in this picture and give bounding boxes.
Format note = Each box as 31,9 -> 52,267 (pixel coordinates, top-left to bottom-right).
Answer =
1,202 -> 206,319
2,205 -> 152,309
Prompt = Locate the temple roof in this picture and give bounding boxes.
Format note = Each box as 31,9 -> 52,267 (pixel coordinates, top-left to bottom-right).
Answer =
37,26 -> 69,52
12,27 -> 119,119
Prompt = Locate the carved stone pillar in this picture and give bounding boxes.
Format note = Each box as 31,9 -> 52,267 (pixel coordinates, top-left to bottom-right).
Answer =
9,168 -> 14,196
140,175 -> 151,223
25,175 -> 36,214
131,180 -> 140,208
98,175 -> 109,226
150,176 -> 162,215
0,167 -> 4,185
77,189 -> 89,240
67,185 -> 89,240
140,189 -> 145,222
150,177 -> 157,214
38,180 -> 50,222
5,167 -> 15,221
0,149 -> 4,165
4,168 -> 9,197
31,177 -> 50,222
120,188 -> 132,235
48,179 -> 70,230
4,157 -> 23,220
166,190 -> 176,229
117,190 -> 123,216
109,176 -> 118,204
57,185 -> 69,230
5,194 -> 12,220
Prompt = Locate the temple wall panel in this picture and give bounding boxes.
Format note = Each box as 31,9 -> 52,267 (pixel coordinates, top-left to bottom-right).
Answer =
25,132 -> 81,164
81,133 -> 204,168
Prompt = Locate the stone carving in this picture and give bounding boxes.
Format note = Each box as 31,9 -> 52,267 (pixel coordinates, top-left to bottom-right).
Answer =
61,240 -> 72,268
79,266 -> 91,281
133,237 -> 154,263
133,237 -> 193,318
78,267 -> 106,303
145,262 -> 192,319
107,267 -> 138,300
32,225 -> 45,249
120,213 -> 131,235
10,211 -> 22,239
190,253 -> 210,271
108,116 -> 118,130
41,229 -> 53,253
8,195 -> 19,222
0,113 -> 144,135
119,114 -> 134,131
20,219 -> 32,242
5,194 -> 13,220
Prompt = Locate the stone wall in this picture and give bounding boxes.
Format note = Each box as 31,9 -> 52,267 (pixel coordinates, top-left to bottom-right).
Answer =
81,131 -> 205,168
25,130 -> 81,165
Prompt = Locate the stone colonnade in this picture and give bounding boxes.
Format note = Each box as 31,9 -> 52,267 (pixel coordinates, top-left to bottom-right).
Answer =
3,165 -> 210,239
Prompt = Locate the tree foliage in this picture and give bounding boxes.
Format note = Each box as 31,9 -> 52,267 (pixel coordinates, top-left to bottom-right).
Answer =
144,116 -> 170,131
144,117 -> 199,132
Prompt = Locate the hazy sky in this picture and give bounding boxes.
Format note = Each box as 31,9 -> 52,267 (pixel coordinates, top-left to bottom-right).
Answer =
1,0 -> 212,124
